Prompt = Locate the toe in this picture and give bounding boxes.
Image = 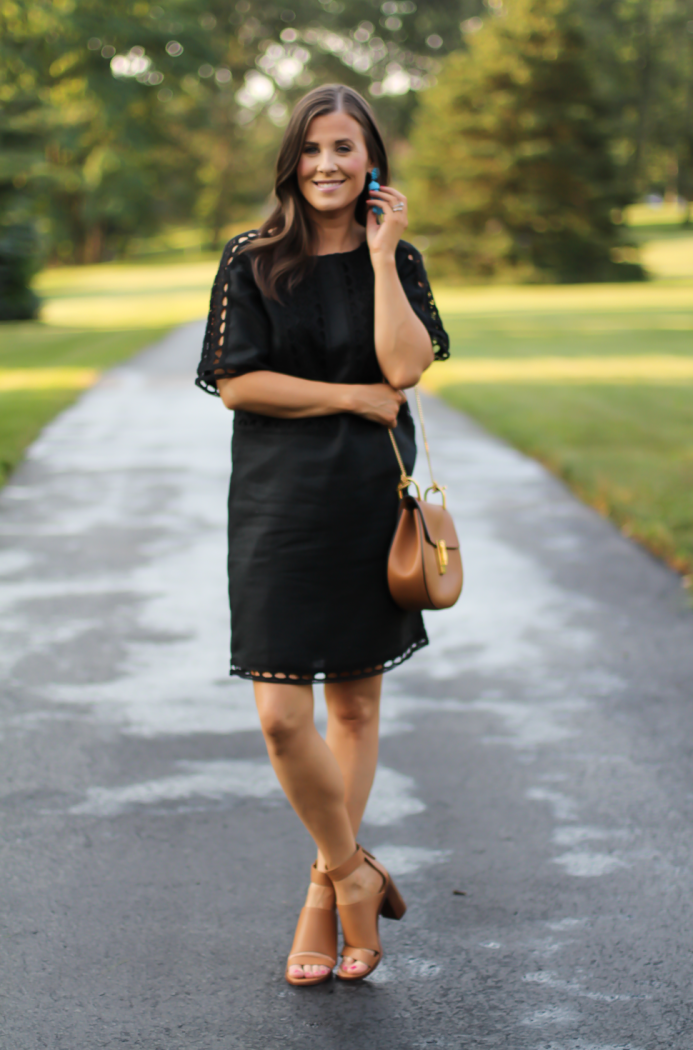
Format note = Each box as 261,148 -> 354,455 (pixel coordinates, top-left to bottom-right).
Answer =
289,965 -> 305,979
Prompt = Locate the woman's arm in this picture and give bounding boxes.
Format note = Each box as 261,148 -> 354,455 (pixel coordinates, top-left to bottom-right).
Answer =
217,371 -> 406,427
367,186 -> 435,389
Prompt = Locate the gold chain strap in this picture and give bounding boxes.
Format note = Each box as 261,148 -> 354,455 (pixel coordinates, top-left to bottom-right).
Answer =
414,386 -> 435,489
388,386 -> 447,506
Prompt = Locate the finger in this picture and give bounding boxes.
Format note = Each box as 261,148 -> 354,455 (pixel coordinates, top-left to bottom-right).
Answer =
373,187 -> 407,204
367,188 -> 402,206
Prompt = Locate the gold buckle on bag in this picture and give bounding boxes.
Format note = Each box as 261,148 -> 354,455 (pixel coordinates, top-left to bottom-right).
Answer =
424,482 -> 447,509
436,539 -> 448,575
397,476 -> 422,500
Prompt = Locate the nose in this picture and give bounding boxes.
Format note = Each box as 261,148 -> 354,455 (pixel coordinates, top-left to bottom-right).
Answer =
316,150 -> 338,173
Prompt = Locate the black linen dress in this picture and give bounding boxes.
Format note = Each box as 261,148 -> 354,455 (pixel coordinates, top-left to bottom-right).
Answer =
196,231 -> 449,683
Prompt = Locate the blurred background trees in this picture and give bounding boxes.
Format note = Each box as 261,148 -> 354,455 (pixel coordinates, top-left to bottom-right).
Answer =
404,0 -> 645,281
1,0 -> 692,313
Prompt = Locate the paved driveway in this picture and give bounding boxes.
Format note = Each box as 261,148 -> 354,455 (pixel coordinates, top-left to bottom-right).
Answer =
1,322 -> 692,1048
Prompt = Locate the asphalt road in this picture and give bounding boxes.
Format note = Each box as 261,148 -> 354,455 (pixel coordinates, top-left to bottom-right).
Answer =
1,322 -> 693,1050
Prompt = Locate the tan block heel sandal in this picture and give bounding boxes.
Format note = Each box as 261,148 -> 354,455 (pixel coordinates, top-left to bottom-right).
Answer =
285,863 -> 338,986
326,845 -> 407,982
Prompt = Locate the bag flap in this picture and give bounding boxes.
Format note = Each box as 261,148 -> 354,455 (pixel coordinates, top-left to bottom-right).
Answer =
401,497 -> 460,550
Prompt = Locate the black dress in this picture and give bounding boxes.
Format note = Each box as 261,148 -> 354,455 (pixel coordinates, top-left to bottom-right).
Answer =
196,232 -> 449,683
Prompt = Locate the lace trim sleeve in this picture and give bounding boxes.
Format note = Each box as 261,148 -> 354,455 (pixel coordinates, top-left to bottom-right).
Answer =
195,230 -> 264,396
396,242 -> 450,361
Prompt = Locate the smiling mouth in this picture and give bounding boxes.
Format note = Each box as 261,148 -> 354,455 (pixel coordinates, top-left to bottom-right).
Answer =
313,180 -> 346,188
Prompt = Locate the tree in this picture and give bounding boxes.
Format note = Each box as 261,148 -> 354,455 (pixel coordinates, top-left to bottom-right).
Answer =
0,0 -> 483,287
0,0 -> 50,316
405,0 -> 644,282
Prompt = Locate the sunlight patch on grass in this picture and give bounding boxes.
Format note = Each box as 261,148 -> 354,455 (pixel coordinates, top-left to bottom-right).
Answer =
640,235 -> 693,280
422,355 -> 693,389
0,368 -> 100,391
433,282 -> 693,316
625,202 -> 689,226
41,290 -> 211,329
34,260 -> 217,296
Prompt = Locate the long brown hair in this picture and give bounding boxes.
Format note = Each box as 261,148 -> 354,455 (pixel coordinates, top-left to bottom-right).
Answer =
241,84 -> 389,300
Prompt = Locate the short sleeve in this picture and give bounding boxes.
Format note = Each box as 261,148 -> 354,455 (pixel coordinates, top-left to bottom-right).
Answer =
196,232 -> 271,395
395,242 -> 450,361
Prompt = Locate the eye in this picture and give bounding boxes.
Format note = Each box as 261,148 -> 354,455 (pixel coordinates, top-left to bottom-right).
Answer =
337,144 -> 352,153
303,144 -> 318,154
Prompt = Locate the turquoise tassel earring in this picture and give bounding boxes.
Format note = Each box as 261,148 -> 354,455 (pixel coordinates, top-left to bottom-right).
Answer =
369,168 -> 384,217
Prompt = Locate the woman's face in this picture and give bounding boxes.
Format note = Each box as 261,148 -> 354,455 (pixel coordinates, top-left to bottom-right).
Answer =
296,110 -> 373,216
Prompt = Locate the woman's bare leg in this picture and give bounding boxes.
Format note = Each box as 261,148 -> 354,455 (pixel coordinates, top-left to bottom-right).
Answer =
254,680 -> 358,864
254,680 -> 358,979
323,674 -> 382,833
319,675 -> 384,976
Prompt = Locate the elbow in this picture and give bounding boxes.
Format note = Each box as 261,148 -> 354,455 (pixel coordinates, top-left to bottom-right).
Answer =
386,367 -> 422,390
386,352 -> 435,390
217,377 -> 241,410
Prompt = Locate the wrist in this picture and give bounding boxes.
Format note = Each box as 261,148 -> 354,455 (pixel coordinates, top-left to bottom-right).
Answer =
370,250 -> 397,270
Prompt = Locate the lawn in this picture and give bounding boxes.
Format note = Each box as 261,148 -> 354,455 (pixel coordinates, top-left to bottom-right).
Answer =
0,325 -> 168,485
2,217 -> 692,587
421,257 -> 693,581
0,256 -> 219,485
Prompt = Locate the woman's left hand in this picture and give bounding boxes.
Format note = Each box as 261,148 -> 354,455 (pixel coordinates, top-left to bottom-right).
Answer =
366,185 -> 408,260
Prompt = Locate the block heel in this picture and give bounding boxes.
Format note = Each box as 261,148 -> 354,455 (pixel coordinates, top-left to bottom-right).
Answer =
381,878 -> 407,920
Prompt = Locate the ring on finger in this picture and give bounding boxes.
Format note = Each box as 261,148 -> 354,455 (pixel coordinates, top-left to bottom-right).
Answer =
392,202 -> 404,212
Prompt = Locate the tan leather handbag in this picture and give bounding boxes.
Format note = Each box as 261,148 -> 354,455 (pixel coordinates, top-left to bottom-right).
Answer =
387,389 -> 463,611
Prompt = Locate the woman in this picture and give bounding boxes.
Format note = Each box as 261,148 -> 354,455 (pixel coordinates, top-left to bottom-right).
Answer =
196,84 -> 448,985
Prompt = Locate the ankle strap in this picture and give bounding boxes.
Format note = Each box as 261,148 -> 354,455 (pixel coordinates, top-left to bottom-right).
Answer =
310,862 -> 332,888
325,846 -> 364,884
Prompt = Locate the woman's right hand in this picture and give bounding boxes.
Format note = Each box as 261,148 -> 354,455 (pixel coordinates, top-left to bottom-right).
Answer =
347,383 -> 407,427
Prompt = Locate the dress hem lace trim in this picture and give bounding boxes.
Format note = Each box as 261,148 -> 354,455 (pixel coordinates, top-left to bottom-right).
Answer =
229,635 -> 428,685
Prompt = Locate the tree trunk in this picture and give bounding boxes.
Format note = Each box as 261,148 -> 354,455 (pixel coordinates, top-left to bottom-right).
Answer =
82,224 -> 104,265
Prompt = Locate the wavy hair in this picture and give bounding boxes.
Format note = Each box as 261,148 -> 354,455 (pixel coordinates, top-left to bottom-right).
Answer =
241,84 -> 389,300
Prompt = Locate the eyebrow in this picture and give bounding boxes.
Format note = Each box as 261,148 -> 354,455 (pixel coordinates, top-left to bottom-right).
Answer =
304,138 -> 356,146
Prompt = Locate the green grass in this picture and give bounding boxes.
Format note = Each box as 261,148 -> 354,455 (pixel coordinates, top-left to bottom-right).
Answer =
443,313 -> 693,359
1,255 -> 212,487
0,324 -> 168,485
426,219 -> 693,580
437,318 -> 693,579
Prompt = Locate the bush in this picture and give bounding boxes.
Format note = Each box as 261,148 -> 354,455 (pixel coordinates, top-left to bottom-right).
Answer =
0,223 -> 40,321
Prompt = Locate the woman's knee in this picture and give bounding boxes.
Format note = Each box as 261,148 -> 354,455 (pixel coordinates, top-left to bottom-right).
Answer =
326,685 -> 380,736
254,684 -> 312,750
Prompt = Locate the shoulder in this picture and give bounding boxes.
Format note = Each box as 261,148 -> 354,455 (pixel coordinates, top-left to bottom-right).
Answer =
219,230 -> 260,270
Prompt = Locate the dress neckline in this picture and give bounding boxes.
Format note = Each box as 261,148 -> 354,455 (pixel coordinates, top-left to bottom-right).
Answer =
313,240 -> 368,259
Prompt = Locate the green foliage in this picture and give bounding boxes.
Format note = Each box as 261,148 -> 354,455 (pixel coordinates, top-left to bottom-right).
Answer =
603,0 -> 693,205
3,0 -> 689,293
405,0 -> 645,282
0,224 -> 40,319
0,0 -> 478,276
